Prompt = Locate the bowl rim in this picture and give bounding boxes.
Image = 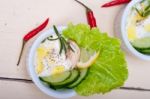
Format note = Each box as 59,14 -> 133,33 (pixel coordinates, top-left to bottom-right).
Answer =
27,26 -> 76,98
121,0 -> 150,60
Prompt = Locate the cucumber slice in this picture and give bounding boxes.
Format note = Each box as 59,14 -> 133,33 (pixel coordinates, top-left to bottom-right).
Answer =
67,68 -> 88,88
51,69 -> 79,88
131,37 -> 150,49
39,71 -> 71,84
139,48 -> 150,54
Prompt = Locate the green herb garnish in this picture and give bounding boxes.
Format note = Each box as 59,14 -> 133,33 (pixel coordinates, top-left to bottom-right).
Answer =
135,0 -> 150,17
52,25 -> 74,55
41,39 -> 46,43
143,8 -> 150,17
61,37 -> 75,52
47,37 -> 59,41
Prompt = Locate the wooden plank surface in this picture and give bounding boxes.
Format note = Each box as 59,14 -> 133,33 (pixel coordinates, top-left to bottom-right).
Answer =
0,80 -> 150,99
0,0 -> 150,98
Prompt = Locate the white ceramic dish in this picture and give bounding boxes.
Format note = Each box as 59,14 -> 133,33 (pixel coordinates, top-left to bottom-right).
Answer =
27,26 -> 76,98
115,0 -> 150,60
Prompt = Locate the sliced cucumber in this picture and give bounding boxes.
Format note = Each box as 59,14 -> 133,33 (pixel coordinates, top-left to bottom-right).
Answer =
139,48 -> 150,54
131,37 -> 150,49
39,71 -> 71,84
67,68 -> 88,88
51,69 -> 79,89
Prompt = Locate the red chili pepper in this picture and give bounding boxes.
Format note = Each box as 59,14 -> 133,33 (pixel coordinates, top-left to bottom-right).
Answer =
23,18 -> 49,41
101,0 -> 131,7
87,11 -> 97,28
75,0 -> 97,28
17,18 -> 49,65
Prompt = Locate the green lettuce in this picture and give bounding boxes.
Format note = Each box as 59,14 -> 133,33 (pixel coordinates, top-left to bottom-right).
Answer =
62,24 -> 128,96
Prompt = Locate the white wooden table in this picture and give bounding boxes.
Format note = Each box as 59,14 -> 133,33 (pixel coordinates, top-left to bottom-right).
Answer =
0,0 -> 150,99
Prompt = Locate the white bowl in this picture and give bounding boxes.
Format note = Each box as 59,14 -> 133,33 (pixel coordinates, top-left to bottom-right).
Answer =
115,0 -> 150,61
27,26 -> 76,98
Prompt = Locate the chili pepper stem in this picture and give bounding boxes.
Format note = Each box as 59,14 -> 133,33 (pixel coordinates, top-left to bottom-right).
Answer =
75,0 -> 97,28
74,0 -> 91,11
17,18 -> 49,66
17,40 -> 26,66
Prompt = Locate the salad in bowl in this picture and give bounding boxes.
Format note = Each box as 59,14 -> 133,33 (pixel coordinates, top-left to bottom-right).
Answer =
127,0 -> 150,54
28,24 -> 128,98
116,0 -> 150,60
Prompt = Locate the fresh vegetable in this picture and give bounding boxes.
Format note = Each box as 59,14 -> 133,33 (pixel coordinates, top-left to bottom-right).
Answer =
52,25 -> 74,54
131,37 -> 150,49
23,18 -> 49,41
101,0 -> 131,7
63,24 -> 128,96
39,71 -> 71,84
75,0 -> 97,28
40,68 -> 88,89
50,69 -> 79,89
67,68 -> 88,88
135,0 -> 150,17
138,49 -> 150,54
17,18 -> 49,65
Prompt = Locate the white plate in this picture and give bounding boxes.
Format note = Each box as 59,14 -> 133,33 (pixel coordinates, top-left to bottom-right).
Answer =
27,26 -> 76,98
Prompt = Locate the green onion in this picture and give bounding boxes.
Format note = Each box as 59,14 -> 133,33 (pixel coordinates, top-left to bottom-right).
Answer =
47,37 -> 59,41
59,38 -> 64,54
135,7 -> 144,17
53,25 -> 74,55
145,4 -> 150,10
41,39 -> 46,43
143,9 -> 150,17
62,39 -> 67,53
62,37 -> 74,52
53,25 -> 63,54
135,0 -> 150,17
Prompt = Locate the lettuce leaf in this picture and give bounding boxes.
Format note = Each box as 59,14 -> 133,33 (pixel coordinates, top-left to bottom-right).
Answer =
62,24 -> 128,96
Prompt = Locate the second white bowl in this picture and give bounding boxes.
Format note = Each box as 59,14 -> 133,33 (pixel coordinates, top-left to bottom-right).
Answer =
115,0 -> 150,61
